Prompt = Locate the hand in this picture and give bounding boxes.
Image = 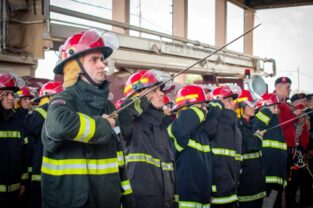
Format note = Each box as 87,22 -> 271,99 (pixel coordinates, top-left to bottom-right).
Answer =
19,185 -> 25,197
293,109 -> 302,116
0,90 -> 4,101
163,107 -> 173,116
102,114 -> 116,128
255,130 -> 266,139
110,111 -> 119,120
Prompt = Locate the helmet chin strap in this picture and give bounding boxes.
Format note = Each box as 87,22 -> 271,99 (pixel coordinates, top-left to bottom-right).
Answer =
75,58 -> 102,87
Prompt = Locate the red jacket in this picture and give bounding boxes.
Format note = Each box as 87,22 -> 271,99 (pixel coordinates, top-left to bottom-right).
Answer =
278,102 -> 296,147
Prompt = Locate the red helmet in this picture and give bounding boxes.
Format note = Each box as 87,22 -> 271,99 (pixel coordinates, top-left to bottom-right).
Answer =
38,81 -> 64,99
172,85 -> 207,111
54,29 -> 116,75
0,73 -> 20,92
212,86 -> 240,100
236,90 -> 254,108
114,98 -> 125,110
124,70 -> 160,98
260,93 -> 279,106
17,86 -> 34,98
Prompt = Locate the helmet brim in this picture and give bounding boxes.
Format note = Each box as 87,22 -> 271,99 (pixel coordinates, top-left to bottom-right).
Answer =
53,46 -> 113,75
0,86 -> 20,93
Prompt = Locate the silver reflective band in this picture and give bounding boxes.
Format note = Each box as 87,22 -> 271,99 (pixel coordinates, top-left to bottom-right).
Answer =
242,151 -> 262,160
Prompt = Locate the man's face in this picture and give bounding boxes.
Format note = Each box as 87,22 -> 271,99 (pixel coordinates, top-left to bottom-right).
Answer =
20,97 -> 32,110
275,83 -> 291,99
82,52 -> 107,84
149,87 -> 164,109
0,90 -> 15,110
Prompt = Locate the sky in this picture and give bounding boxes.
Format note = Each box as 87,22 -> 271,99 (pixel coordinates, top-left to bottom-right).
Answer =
36,0 -> 313,94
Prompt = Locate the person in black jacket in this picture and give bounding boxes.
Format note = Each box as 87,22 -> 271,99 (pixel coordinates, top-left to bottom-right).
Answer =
119,70 -> 175,208
26,81 -> 63,208
254,93 -> 287,208
168,85 -> 221,208
210,86 -> 242,208
236,90 -> 266,208
0,73 -> 27,208
41,29 -> 134,208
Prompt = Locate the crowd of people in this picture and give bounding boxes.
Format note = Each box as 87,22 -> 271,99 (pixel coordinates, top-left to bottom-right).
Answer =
1,28 -> 313,208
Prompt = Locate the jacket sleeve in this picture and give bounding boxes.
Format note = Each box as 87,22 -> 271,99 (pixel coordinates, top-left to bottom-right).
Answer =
203,100 -> 223,136
253,107 -> 273,131
167,106 -> 205,152
45,98 -> 113,144
119,96 -> 150,138
25,108 -> 46,135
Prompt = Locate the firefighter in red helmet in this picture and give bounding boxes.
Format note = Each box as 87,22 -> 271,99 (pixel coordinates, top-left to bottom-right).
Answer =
168,85 -> 223,207
25,81 -> 63,208
0,73 -> 27,208
119,70 -> 175,208
253,93 -> 287,208
41,29 -> 134,208
210,85 -> 242,208
236,90 -> 266,208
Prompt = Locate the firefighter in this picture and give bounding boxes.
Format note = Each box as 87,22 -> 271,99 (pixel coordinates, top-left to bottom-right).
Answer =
15,86 -> 34,121
119,70 -> 174,208
236,90 -> 266,208
167,85 -> 221,208
0,73 -> 27,208
210,86 -> 242,208
26,81 -> 63,208
15,86 -> 35,208
285,93 -> 311,207
253,93 -> 287,208
41,29 -> 134,208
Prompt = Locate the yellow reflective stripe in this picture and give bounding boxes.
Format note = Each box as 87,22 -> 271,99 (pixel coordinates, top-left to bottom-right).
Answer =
236,97 -> 248,103
0,183 -> 20,192
130,97 -> 143,114
212,185 -> 217,193
265,176 -> 287,186
262,140 -> 287,150
176,94 -> 199,103
209,102 -> 222,110
121,180 -> 132,195
255,111 -> 270,125
124,78 -> 149,95
174,194 -> 179,202
126,153 -> 160,167
34,107 -> 47,119
178,201 -> 210,208
212,194 -> 238,204
0,131 -> 21,138
24,137 -> 28,144
31,174 -> 41,182
74,113 -> 96,143
242,151 -> 262,160
212,148 -> 242,161
21,172 -> 29,180
161,162 -> 174,171
238,191 -> 266,202
167,124 -> 184,152
28,167 -> 32,173
41,156 -> 119,176
117,151 -> 125,167
188,139 -> 211,153
125,153 -> 174,171
190,106 -> 205,123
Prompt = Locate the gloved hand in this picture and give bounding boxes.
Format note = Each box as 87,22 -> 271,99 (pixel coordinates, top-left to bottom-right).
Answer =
254,129 -> 266,140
